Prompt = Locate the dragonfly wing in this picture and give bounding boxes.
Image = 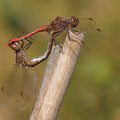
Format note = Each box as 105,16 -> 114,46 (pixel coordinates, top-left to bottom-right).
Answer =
73,17 -> 97,32
16,68 -> 37,110
0,64 -> 22,97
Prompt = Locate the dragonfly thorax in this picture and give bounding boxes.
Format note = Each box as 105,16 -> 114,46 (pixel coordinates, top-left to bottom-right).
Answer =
16,50 -> 29,68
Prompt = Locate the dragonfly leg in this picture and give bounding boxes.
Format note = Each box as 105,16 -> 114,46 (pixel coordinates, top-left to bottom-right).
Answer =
66,28 -> 81,46
52,30 -> 63,48
22,36 -> 33,50
24,37 -> 33,50
70,28 -> 82,35
53,30 -> 64,53
67,29 -> 89,49
54,40 -> 62,49
21,33 -> 33,50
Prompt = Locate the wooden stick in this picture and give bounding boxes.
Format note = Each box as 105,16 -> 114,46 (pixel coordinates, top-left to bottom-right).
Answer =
29,31 -> 85,120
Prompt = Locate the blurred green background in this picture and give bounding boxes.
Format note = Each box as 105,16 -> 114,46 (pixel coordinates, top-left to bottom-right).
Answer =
0,0 -> 120,120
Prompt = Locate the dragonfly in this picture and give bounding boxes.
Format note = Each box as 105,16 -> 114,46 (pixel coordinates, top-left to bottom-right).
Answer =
1,31 -> 58,110
8,16 -> 101,47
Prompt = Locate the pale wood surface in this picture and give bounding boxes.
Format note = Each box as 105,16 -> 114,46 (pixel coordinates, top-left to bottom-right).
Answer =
29,31 -> 85,120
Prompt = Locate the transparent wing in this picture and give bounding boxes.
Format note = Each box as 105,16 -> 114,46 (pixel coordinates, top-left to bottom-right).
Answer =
0,64 -> 22,97
16,68 -> 37,110
73,17 -> 101,32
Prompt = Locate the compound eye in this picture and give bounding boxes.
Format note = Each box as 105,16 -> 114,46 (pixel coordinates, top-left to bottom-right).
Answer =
71,16 -> 75,22
71,18 -> 74,22
9,42 -> 21,52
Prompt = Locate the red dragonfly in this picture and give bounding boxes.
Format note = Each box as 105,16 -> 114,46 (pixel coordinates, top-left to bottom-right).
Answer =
8,16 -> 101,47
1,31 -> 58,110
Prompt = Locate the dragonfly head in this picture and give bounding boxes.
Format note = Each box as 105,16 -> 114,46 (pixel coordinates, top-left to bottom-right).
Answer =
70,16 -> 79,28
9,41 -> 24,52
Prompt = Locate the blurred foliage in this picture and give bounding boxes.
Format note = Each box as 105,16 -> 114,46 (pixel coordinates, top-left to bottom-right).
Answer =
0,0 -> 120,120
